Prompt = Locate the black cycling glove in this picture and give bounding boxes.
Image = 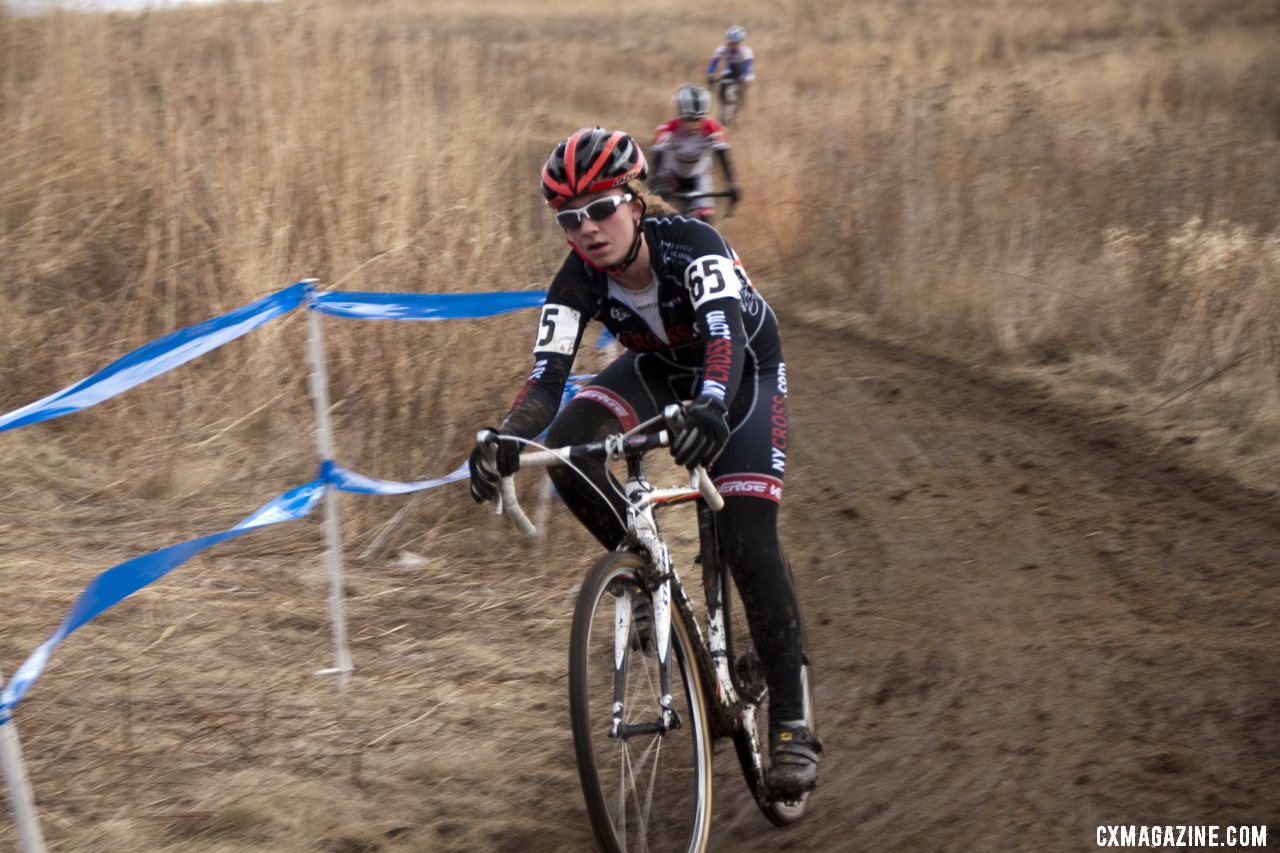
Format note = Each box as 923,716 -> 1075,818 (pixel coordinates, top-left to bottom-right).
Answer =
468,428 -> 522,503
671,396 -> 730,469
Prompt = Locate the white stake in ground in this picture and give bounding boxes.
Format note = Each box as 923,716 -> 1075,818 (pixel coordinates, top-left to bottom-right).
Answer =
0,666 -> 48,853
305,284 -> 353,689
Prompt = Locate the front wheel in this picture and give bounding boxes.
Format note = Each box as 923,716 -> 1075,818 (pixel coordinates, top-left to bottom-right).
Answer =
569,551 -> 714,852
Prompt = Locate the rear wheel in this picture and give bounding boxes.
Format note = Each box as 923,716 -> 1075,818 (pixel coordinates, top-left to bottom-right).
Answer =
569,551 -> 714,852
726,560 -> 816,826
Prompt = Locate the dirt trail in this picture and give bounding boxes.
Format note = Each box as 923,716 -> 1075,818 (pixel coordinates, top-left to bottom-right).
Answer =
5,319 -> 1279,852
707,323 -> 1280,851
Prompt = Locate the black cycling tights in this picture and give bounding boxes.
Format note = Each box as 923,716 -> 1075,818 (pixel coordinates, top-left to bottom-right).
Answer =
546,431 -> 806,725
711,495 -> 806,725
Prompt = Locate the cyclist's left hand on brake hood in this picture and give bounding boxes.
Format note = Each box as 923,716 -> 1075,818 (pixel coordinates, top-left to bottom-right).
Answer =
672,395 -> 730,469
468,427 -> 521,503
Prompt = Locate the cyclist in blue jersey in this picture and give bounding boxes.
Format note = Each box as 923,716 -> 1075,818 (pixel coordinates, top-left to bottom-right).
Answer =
706,25 -> 755,122
468,127 -> 821,797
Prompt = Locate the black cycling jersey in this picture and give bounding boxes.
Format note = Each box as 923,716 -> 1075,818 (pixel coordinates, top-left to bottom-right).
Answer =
501,214 -> 778,443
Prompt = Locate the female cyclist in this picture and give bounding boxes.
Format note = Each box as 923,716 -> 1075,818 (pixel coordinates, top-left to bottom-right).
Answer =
651,84 -> 740,223
468,127 -> 821,797
706,25 -> 755,124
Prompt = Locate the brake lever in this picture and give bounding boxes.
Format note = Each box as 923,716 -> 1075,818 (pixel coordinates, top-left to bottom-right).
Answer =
476,429 -> 538,536
475,429 -> 504,516
662,402 -> 687,434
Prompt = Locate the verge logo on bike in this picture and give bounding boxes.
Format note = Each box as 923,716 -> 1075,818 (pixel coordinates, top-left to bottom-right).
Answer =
717,474 -> 784,502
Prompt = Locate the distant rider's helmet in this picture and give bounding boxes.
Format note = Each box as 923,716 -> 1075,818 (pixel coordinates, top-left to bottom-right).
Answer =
675,85 -> 712,120
725,25 -> 746,44
540,127 -> 648,210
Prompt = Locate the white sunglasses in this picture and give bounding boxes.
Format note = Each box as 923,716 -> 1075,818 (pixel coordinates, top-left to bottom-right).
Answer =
555,193 -> 634,230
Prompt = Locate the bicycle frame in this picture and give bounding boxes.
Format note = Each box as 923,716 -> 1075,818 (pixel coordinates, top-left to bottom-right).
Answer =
610,447 -> 753,746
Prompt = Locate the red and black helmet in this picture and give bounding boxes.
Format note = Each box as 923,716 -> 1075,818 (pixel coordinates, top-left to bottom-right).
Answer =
540,128 -> 648,209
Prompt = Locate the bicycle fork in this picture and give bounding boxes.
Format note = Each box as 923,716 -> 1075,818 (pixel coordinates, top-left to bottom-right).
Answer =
610,480 -> 683,740
609,572 -> 682,740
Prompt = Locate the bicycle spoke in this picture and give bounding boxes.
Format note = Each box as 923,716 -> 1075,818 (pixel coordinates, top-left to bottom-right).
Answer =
616,743 -> 629,849
616,733 -> 661,852
640,735 -> 663,851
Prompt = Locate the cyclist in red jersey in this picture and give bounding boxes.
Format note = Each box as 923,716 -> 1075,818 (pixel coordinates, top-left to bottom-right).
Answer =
650,85 -> 740,223
468,127 -> 821,797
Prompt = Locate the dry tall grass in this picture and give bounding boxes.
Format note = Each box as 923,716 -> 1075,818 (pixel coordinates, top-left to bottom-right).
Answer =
3,0 -> 1278,502
2,0 -> 1279,498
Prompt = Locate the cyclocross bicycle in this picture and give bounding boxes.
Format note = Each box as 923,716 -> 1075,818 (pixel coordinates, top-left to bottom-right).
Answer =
478,403 -> 816,852
713,75 -> 742,126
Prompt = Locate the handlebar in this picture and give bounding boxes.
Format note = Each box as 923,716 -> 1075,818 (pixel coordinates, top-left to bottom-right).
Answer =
477,403 -> 724,538
666,190 -> 737,201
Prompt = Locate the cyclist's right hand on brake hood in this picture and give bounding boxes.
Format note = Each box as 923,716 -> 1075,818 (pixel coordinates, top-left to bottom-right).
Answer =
468,427 -> 521,503
671,396 -> 730,469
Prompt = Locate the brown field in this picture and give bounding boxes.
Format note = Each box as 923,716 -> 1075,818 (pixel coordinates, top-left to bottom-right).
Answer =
2,0 -> 1278,850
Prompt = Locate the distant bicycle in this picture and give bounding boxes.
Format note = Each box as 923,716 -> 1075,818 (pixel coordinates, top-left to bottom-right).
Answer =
478,402 -> 817,852
713,74 -> 743,127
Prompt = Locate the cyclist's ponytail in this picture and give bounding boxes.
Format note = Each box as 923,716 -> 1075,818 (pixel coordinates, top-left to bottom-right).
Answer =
629,180 -> 677,217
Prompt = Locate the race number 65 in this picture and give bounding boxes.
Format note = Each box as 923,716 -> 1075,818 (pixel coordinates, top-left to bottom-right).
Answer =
686,256 -> 741,308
